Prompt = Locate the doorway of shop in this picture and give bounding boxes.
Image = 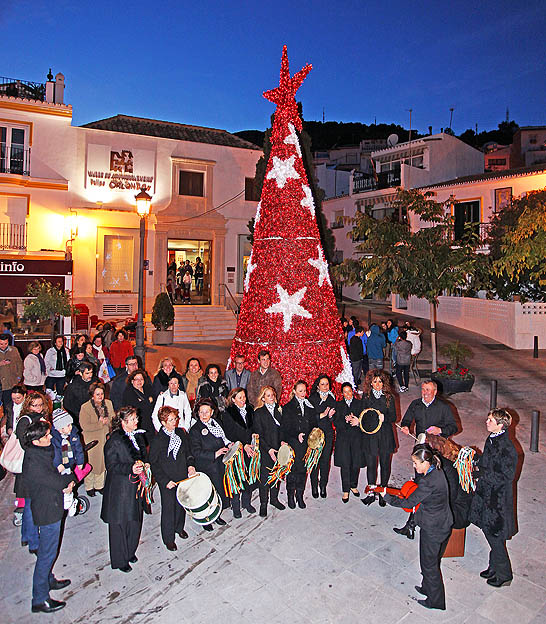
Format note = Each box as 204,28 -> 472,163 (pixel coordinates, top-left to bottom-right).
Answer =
167,239 -> 211,305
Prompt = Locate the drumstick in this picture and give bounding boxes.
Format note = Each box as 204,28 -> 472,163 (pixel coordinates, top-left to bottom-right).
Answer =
395,422 -> 418,441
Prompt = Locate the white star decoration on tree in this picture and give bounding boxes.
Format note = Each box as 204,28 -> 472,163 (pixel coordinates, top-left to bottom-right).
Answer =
300,185 -> 315,216
266,284 -> 312,332
244,255 -> 256,292
308,245 -> 331,287
266,155 -> 300,189
284,122 -> 302,158
336,346 -> 355,385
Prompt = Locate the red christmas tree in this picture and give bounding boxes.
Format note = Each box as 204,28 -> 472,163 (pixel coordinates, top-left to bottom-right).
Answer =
229,46 -> 353,402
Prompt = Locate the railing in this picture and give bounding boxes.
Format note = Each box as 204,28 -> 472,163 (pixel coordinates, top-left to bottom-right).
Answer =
218,283 -> 240,318
451,222 -> 492,245
330,216 -> 345,229
0,223 -> 27,250
0,76 -> 45,102
353,170 -> 401,193
0,144 -> 31,176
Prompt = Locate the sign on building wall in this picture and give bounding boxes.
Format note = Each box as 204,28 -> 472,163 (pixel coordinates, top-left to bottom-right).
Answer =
86,144 -> 156,194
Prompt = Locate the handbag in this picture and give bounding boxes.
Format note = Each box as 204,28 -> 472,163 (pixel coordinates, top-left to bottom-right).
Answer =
98,360 -> 111,384
106,360 -> 116,380
0,429 -> 26,474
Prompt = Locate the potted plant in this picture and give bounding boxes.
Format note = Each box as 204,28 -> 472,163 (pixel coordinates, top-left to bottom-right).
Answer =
23,279 -> 77,340
431,341 -> 475,394
151,292 -> 175,345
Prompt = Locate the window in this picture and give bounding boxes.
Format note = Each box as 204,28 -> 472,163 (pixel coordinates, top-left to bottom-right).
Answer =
245,177 -> 260,201
529,134 -> 537,145
179,171 -> 204,197
0,124 -> 29,175
96,228 -> 139,293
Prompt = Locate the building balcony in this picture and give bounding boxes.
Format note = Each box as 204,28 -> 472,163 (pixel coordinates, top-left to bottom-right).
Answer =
0,223 -> 27,250
0,145 -> 31,176
451,222 -> 491,247
353,170 -> 401,193
0,76 -> 45,102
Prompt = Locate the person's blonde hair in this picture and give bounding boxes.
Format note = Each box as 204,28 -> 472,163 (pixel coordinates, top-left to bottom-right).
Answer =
256,385 -> 276,409
156,357 -> 174,374
288,380 -> 307,401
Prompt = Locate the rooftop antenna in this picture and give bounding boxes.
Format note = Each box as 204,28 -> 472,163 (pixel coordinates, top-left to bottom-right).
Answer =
449,107 -> 454,131
506,107 -> 509,123
322,107 -> 325,123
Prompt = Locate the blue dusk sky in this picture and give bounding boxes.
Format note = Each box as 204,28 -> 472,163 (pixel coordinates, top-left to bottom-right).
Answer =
2,0 -> 545,136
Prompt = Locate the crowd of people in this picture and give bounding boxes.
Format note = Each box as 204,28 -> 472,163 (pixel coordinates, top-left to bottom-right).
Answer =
166,257 -> 205,304
0,322 -> 518,614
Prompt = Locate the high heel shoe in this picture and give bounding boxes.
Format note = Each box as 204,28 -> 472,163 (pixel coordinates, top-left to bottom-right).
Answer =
350,489 -> 360,497
487,577 -> 512,587
342,493 -> 349,504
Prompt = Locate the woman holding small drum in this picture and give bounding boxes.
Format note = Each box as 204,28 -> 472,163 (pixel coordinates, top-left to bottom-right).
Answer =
252,386 -> 286,517
188,398 -> 229,531
149,406 -> 196,551
308,375 -> 336,498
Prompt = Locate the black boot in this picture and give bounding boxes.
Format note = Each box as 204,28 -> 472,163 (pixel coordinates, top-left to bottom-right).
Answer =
259,504 -> 267,518
393,513 -> 415,539
296,491 -> 306,509
287,490 -> 296,509
311,487 -> 319,498
231,497 -> 242,519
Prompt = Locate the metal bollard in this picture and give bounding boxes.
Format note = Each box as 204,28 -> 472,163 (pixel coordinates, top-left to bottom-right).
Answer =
530,411 -> 540,452
534,336 -> 538,358
489,380 -> 497,410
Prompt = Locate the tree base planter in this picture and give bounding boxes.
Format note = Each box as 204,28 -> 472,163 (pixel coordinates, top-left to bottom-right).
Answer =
152,329 -> 174,345
431,373 -> 474,395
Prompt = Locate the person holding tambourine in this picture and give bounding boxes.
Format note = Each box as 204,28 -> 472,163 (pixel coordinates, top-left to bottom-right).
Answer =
252,386 -> 287,517
360,369 -> 397,507
280,380 -> 318,510
379,444 -> 453,610
308,375 -> 336,499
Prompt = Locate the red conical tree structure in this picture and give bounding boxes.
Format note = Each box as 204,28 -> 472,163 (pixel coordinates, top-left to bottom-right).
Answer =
229,46 -> 353,402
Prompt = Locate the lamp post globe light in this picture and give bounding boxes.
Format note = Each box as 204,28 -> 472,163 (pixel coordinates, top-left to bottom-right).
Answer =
135,186 -> 152,366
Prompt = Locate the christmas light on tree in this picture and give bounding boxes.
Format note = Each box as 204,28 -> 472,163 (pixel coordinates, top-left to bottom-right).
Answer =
229,46 -> 353,402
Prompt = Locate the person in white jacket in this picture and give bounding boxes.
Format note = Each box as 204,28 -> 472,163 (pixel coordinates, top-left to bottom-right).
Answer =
44,336 -> 70,395
151,376 -> 193,432
405,325 -> 422,356
23,341 -> 47,390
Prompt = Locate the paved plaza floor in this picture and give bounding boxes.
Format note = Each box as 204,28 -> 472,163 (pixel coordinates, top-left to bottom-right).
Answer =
0,303 -> 544,623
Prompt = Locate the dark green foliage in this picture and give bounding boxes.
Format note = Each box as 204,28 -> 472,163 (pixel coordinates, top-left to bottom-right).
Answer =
23,280 -> 75,339
151,292 -> 175,330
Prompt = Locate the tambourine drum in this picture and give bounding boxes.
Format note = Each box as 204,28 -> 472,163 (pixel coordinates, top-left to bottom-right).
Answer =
222,440 -> 242,465
307,427 -> 325,450
277,444 -> 294,466
358,408 -> 383,434
176,472 -> 222,525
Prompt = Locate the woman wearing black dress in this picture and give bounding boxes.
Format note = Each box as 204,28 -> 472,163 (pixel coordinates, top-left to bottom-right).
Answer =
188,398 -> 229,531
252,386 -> 286,517
360,369 -> 397,507
333,383 -> 365,503
196,364 -> 229,415
280,380 -> 318,510
222,388 -> 257,519
308,375 -> 336,498
100,406 -> 150,572
380,444 -> 453,610
149,406 -> 196,551
123,369 -> 155,440
469,408 -> 518,588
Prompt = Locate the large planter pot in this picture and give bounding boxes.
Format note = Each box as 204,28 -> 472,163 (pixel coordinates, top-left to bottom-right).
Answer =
152,329 -> 174,345
431,373 -> 474,395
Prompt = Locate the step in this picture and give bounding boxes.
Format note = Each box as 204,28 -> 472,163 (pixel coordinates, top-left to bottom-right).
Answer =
146,305 -> 237,343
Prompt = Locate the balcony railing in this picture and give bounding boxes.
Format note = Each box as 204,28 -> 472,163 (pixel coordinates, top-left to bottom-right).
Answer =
0,144 -> 31,176
0,76 -> 45,102
451,222 -> 492,245
353,170 -> 401,193
0,223 -> 27,250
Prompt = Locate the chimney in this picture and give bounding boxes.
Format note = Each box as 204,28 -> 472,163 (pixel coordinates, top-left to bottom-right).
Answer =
45,68 -> 55,103
54,73 -> 65,104
428,126 -> 433,135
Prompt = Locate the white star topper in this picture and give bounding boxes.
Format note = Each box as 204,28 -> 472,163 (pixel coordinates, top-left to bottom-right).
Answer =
300,185 -> 315,216
284,123 -> 302,158
266,284 -> 312,332
308,245 -> 331,287
266,155 -> 300,189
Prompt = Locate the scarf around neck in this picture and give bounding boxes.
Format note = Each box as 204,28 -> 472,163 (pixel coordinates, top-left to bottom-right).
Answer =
163,426 -> 182,460
205,418 -> 230,445
33,352 -> 46,375
184,369 -> 201,399
55,346 -> 68,371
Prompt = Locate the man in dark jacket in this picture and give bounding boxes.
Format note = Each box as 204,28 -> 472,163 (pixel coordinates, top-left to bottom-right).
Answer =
349,326 -> 365,387
23,421 -> 74,614
109,355 -> 151,410
400,380 -> 458,438
366,324 -> 386,370
62,362 -> 96,427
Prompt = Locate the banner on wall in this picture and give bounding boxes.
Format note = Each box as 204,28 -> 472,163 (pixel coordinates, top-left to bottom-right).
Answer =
86,144 -> 156,193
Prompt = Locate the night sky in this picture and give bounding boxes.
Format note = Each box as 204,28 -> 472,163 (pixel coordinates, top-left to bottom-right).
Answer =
2,0 -> 545,136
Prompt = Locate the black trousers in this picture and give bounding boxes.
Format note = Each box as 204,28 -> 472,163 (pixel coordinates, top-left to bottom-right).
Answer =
484,531 -> 513,581
108,516 -> 142,569
286,456 -> 307,493
340,464 -> 360,492
396,364 -> 410,388
231,482 -> 256,513
366,449 -> 393,487
310,436 -> 333,491
419,530 -> 450,609
258,481 -> 281,506
159,485 -> 186,545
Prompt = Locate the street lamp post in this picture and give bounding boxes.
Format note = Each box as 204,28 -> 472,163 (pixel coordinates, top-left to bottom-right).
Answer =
134,187 -> 152,366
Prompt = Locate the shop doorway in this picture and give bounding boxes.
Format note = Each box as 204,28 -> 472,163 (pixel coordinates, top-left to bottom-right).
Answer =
167,239 -> 211,305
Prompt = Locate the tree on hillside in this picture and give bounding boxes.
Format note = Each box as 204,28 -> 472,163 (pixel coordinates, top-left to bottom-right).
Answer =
334,189 -> 479,370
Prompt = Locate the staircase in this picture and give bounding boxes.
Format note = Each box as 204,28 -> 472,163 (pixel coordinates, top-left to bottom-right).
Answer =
148,305 -> 237,343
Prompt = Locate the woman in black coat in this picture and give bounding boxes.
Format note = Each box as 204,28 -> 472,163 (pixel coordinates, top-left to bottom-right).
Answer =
149,406 -> 196,551
123,369 -> 155,440
188,398 -> 229,531
196,364 -> 229,414
100,406 -> 150,572
380,444 -> 453,610
360,369 -> 397,507
308,375 -> 336,499
280,380 -> 318,510
252,385 -> 286,517
469,408 -> 518,588
152,357 -> 185,399
222,388 -> 257,519
333,382 -> 365,503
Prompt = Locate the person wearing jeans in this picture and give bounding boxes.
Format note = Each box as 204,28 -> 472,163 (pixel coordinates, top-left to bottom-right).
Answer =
22,420 -> 74,614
